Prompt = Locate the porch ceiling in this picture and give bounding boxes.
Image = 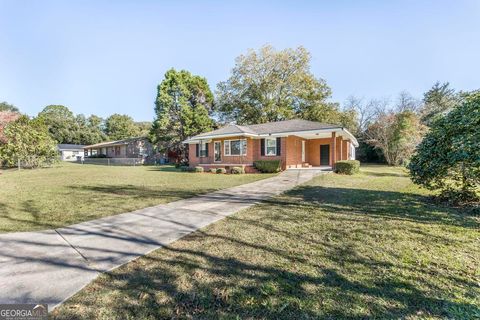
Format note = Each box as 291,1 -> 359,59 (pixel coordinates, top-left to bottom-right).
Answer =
293,132 -> 333,139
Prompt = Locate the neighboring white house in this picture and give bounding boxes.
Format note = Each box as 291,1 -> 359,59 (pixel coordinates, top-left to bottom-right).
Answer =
57,144 -> 86,161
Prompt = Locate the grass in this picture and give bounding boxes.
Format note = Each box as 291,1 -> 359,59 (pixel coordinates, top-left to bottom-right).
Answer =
0,163 -> 274,233
51,165 -> 480,319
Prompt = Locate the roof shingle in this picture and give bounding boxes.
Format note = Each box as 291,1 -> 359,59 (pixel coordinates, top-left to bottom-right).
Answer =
190,119 -> 341,139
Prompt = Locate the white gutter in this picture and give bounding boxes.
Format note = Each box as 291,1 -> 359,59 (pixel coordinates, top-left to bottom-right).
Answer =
184,127 -> 359,147
183,132 -> 257,144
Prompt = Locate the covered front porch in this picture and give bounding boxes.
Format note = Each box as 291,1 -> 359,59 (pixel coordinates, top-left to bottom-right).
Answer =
282,131 -> 356,170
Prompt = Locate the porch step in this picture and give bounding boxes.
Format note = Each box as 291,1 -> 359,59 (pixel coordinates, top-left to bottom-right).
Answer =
286,163 -> 313,169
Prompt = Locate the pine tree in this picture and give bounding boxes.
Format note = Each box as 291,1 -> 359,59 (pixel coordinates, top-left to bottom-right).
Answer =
151,69 -> 214,159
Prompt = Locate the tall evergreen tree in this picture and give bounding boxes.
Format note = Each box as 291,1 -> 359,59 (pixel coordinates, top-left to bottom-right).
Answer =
151,69 -> 214,158
420,82 -> 459,126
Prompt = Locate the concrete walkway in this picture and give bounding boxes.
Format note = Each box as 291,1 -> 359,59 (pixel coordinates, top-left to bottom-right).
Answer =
0,169 -> 325,310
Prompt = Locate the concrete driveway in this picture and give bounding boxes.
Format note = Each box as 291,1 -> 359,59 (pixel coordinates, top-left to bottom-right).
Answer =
0,169 -> 325,310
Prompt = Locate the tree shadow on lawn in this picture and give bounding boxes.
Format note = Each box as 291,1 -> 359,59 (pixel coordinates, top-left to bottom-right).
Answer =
0,201 -> 58,232
281,185 -> 479,229
50,229 -> 479,319
51,185 -> 479,319
145,165 -> 180,172
68,184 -> 217,202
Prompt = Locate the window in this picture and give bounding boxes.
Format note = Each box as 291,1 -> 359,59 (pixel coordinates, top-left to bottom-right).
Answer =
224,139 -> 247,156
265,138 -> 277,156
199,142 -> 207,157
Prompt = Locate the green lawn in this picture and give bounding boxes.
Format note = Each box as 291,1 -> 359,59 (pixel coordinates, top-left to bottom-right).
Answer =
0,163 -> 274,233
51,165 -> 480,319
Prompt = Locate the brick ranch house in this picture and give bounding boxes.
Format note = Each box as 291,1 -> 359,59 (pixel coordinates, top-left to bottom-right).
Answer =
184,119 -> 358,172
83,137 -> 155,163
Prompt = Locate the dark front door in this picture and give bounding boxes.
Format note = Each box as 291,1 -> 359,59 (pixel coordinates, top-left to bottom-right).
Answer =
320,144 -> 330,166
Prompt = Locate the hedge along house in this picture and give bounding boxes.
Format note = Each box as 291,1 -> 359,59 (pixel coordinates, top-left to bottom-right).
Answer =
184,119 -> 358,173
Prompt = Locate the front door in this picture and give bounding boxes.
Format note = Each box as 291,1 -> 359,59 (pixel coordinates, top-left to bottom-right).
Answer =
320,144 -> 330,166
301,140 -> 306,162
214,141 -> 221,162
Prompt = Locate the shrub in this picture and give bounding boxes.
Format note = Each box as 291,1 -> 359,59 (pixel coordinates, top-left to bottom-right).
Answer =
231,166 -> 244,174
409,91 -> 480,204
180,166 -> 194,172
254,160 -> 281,173
216,168 -> 227,174
210,168 -> 217,173
88,154 -> 108,158
335,160 -> 360,175
0,115 -> 57,168
195,166 -> 204,173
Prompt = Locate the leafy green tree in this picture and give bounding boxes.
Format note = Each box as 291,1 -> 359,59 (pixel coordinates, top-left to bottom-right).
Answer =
105,114 -> 140,140
216,45 -> 353,127
135,121 -> 152,137
366,111 -> 426,166
37,105 -> 78,143
409,91 -> 480,203
151,69 -> 214,157
0,101 -> 19,112
420,82 -> 459,126
76,114 -> 107,145
0,115 -> 57,168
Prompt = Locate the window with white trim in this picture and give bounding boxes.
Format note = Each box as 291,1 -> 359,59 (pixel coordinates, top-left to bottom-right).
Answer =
199,141 -> 207,157
224,139 -> 247,156
265,138 -> 277,156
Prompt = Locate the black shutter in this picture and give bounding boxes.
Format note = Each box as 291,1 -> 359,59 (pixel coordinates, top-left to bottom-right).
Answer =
205,143 -> 209,157
276,137 -> 281,156
261,139 -> 265,156
196,144 -> 199,157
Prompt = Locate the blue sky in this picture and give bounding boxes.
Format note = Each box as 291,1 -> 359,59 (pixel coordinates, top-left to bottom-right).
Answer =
1,0 -> 479,121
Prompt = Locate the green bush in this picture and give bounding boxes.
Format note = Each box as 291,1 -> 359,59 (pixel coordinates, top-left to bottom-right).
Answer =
409,91 -> 480,204
335,160 -> 360,175
180,166 -> 194,172
195,166 -> 204,173
216,168 -> 227,174
254,160 -> 281,173
88,154 -> 108,158
231,166 -> 244,174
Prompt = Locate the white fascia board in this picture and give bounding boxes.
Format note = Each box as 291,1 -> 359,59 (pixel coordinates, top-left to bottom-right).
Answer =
341,128 -> 359,147
256,127 -> 343,137
183,133 -> 256,144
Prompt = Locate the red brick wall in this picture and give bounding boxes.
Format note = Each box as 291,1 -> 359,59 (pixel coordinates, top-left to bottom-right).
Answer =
342,140 -> 350,160
189,136 -> 291,169
306,138 -> 332,166
189,136 -> 255,167
189,134 -> 348,169
284,135 -> 306,166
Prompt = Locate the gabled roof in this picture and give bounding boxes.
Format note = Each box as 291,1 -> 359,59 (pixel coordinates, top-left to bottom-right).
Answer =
184,119 -> 359,146
57,144 -> 86,150
193,119 -> 339,138
83,137 -> 148,149
246,119 -> 340,134
193,124 -> 257,138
